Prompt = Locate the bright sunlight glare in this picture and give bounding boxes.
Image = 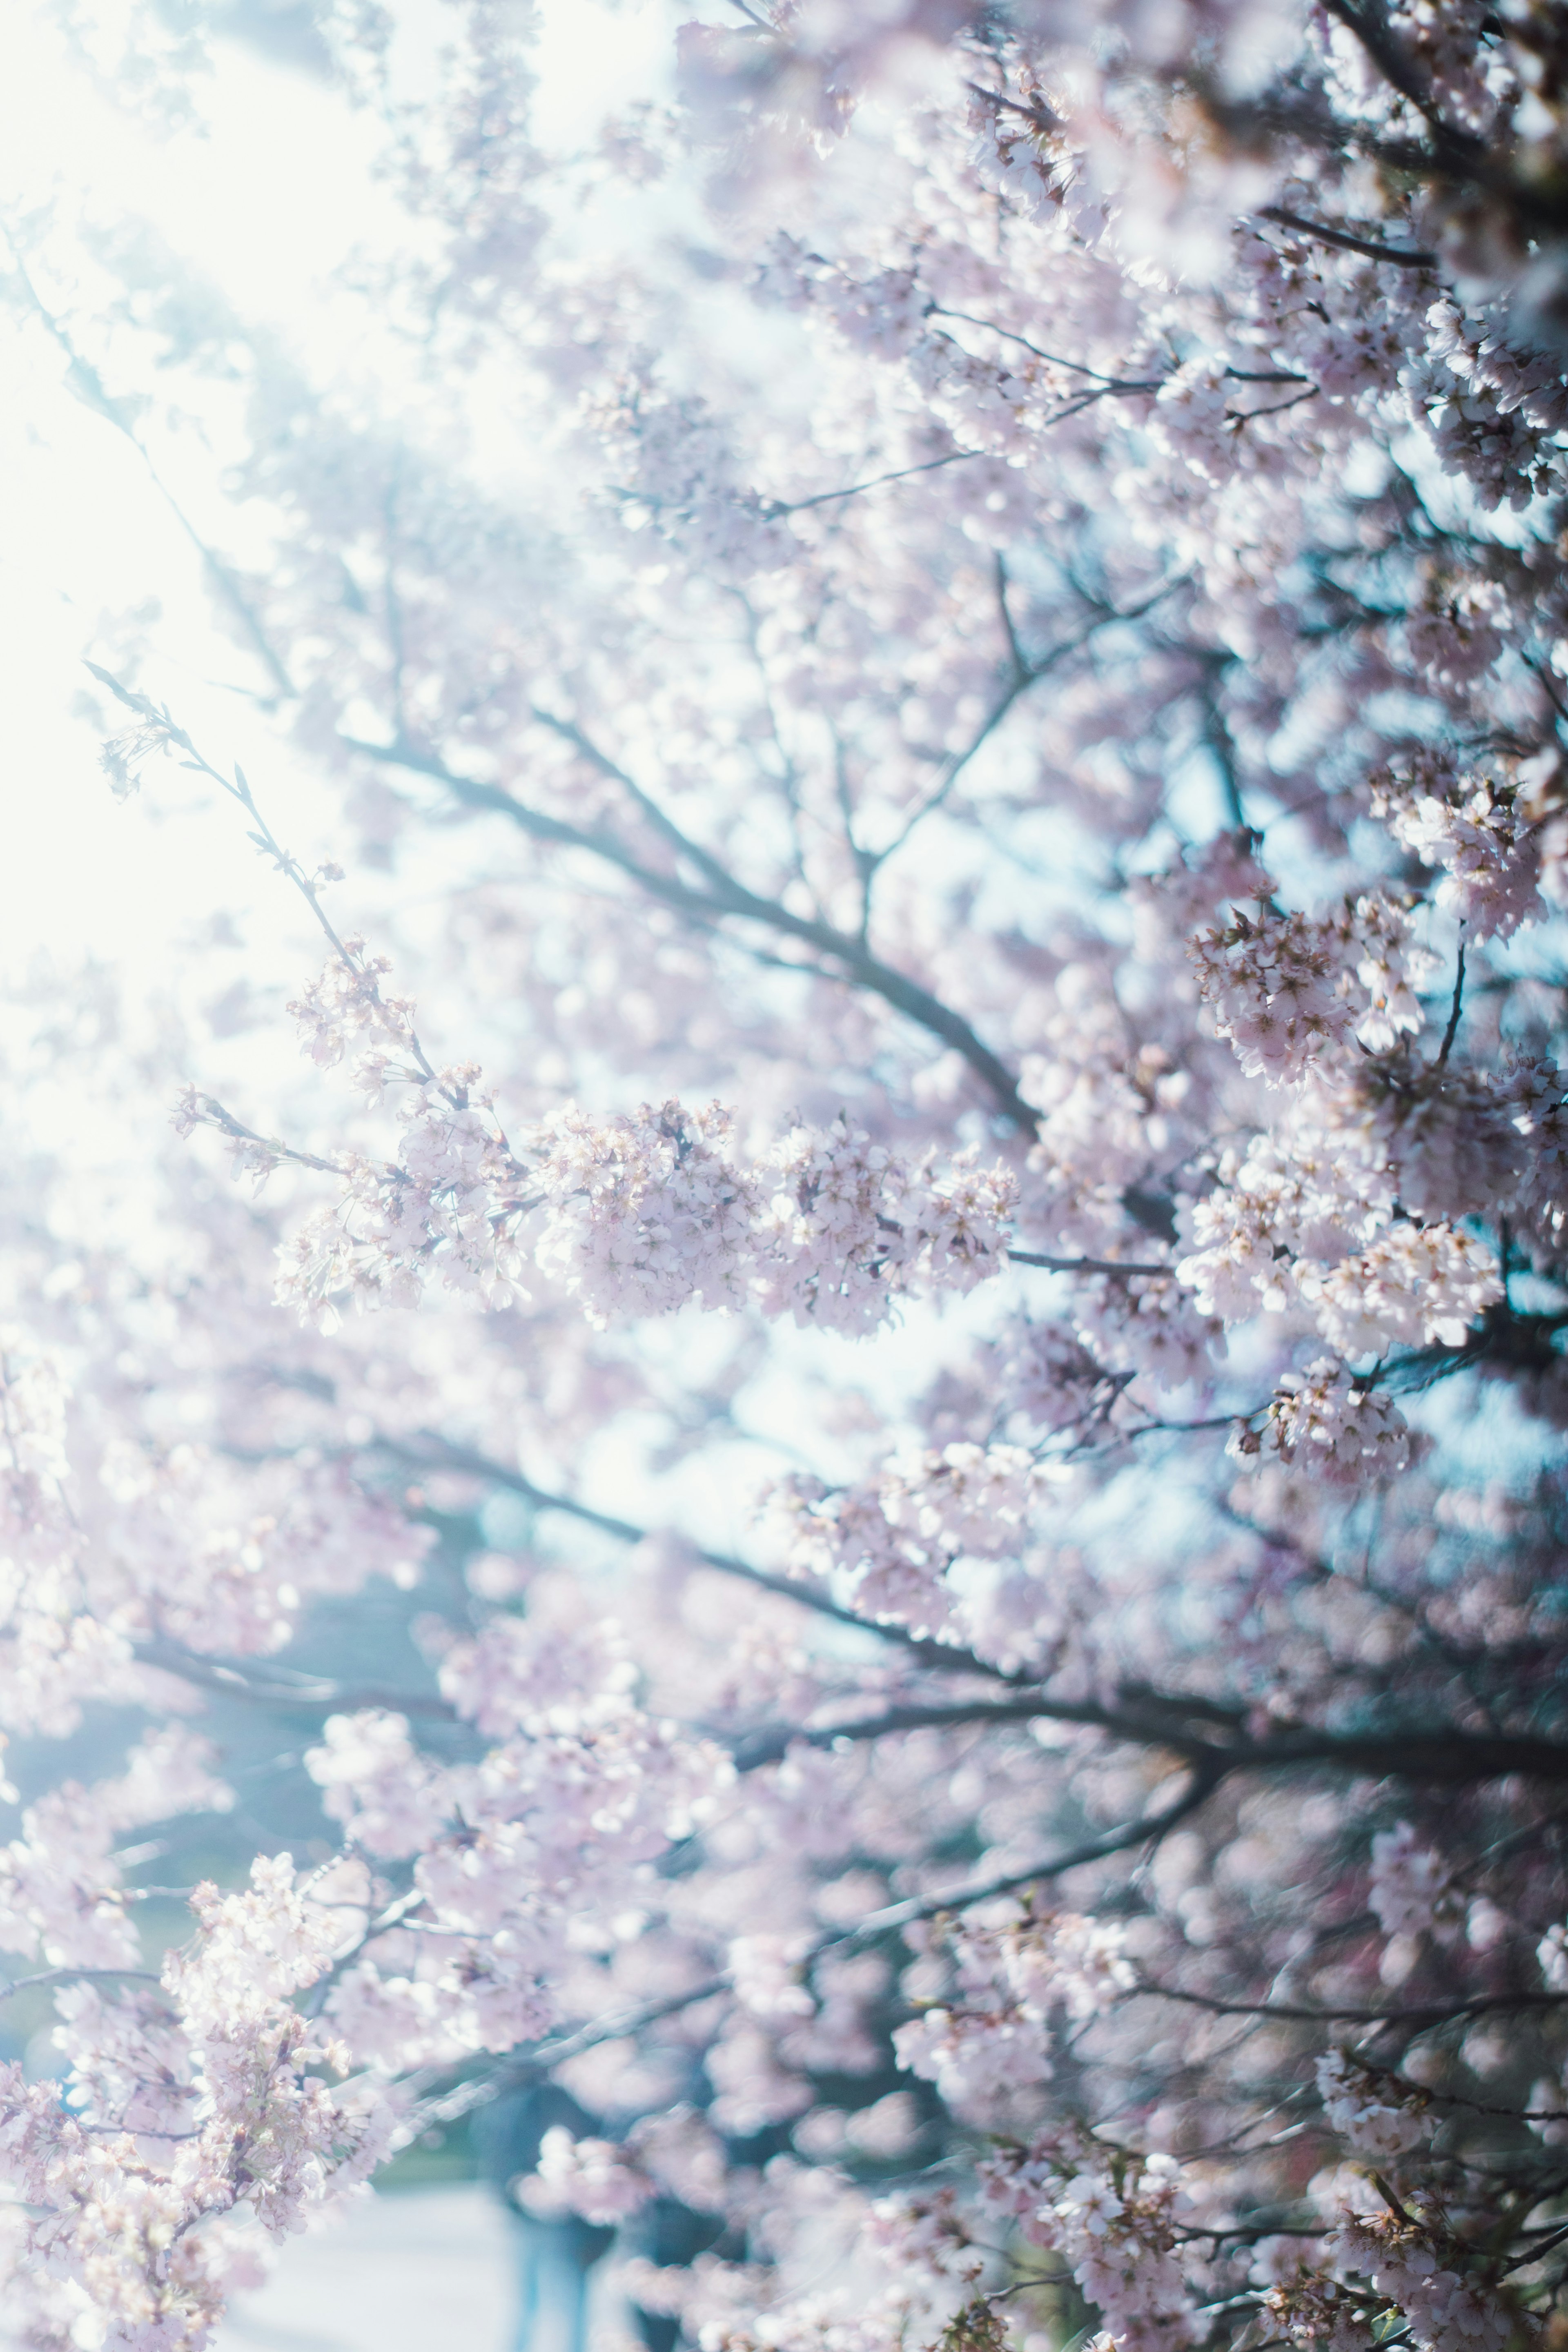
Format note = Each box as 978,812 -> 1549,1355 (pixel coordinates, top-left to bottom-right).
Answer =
0,0 -> 666,983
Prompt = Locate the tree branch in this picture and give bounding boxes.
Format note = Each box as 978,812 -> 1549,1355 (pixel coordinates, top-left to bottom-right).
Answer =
871,572 -> 1188,865
135,1639 -> 458,1720
372,1430 -> 1033,1685
1137,1980 -> 1568,2027
338,735 -> 1039,1128
816,1765 -> 1225,1946
1007,1250 -> 1172,1276
1256,206 -> 1438,267
733,1697 -> 1568,1784
770,448 -> 983,513
0,1966 -> 166,2006
1438,933 -> 1466,1065
427,1768 -> 1223,2112
3,232 -> 295,704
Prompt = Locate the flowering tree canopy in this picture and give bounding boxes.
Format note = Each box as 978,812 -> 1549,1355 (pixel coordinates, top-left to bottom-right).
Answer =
8,0 -> 1568,2345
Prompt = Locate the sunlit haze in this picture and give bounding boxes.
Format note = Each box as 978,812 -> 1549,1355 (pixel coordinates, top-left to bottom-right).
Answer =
0,0 -> 664,981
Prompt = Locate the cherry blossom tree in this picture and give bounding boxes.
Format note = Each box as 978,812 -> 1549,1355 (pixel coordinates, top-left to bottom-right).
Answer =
6,1 -> 1568,2347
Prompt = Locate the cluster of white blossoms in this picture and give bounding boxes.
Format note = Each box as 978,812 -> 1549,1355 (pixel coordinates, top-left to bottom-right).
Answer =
1314,2051 -> 1431,2160
530,1099 -> 760,1322
764,1443 -> 1055,1646
1230,1362 -> 1424,1486
1413,296 -> 1568,513
1299,1226 -> 1502,1357
1164,824 -> 1568,1442
285,940 -> 418,1081
989,1910 -> 1136,2019
521,2124 -> 658,2225
1332,2213 -> 1519,2352
891,2004 -> 1056,2112
1315,1052 -> 1566,1230
1539,1922 -> 1568,1992
0,1332 -> 427,1737
756,1122 -> 1016,1332
531,1104 -> 1015,1334
1170,877 -> 1568,1375
273,1083 -> 532,1322
978,2131 -> 1196,2352
945,1902 -> 1137,2023
1368,1822 -> 1462,1944
0,1853 -> 397,2352
521,2109 -> 737,2233
1372,753 -> 1546,940
284,1612 -> 734,2074
891,1908 -> 1134,2114
0,1336 -> 69,1500
1180,1133 -> 1503,1353
728,1931 -> 817,2020
0,1728 -> 229,1971
1189,896 -> 1435,1086
261,1009 -> 1017,1334
595,371 -> 795,576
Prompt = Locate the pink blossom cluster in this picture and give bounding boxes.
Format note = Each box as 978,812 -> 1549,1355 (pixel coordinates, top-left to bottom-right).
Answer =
979,2131 -> 1197,2352
1189,898 -> 1434,1087
0,1854 -> 397,2350
272,1087 -> 1014,1337
1231,1363 -> 1424,1486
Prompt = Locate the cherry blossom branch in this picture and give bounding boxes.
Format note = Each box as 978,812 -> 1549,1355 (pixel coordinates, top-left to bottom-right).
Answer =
1437,935 -> 1467,1065
1214,19 -> 1564,241
330,563 -> 1180,1154
872,571 -> 1191,863
729,1694 -> 1228,1772
89,674 -> 460,1105
813,1766 -> 1226,1946
924,308 -> 1151,383
1196,651 -> 1247,827
1007,1249 -> 1172,1276
1503,2219 -> 1568,2270
768,449 -> 984,514
154,1415 -> 1568,1787
3,230 -> 295,703
339,731 -> 1040,1127
1254,207 -> 1438,268
371,1430 -> 1033,1682
0,1967 -> 165,2006
1316,0 -> 1453,136
432,1769 -> 1222,2107
994,552 -> 1027,683
1207,1722 -> 1568,1785
172,1091 -> 345,1180
135,1638 -> 458,1720
1363,1300 -> 1568,1398
733,1699 -> 1568,1785
1134,1981 -> 1568,2028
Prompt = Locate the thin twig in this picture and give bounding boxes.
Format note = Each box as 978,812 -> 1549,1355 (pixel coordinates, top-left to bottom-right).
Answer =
772,449 -> 983,513
89,673 -> 464,1113
1438,933 -> 1467,1065
4,231 -> 295,702
0,1966 -> 166,2006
